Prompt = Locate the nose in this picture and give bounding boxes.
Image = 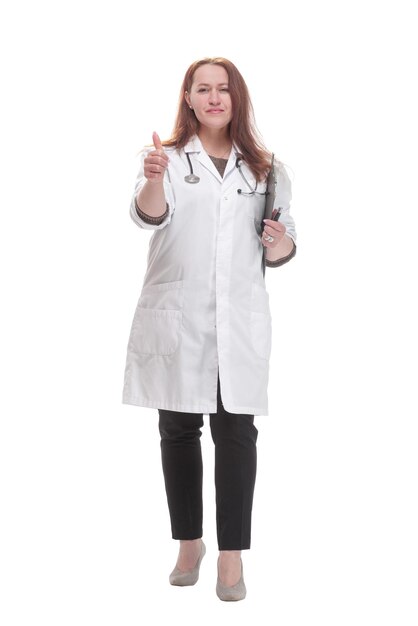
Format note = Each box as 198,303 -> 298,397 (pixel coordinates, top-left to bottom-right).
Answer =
209,89 -> 221,105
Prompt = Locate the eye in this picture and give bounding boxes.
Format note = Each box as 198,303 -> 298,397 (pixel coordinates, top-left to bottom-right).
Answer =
220,87 -> 229,92
197,88 -> 209,93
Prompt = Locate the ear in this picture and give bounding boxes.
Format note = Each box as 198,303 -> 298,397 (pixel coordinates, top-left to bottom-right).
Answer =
184,91 -> 192,108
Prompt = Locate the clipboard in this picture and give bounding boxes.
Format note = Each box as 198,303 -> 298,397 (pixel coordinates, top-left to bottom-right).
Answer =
261,154 -> 282,276
264,153 -> 277,221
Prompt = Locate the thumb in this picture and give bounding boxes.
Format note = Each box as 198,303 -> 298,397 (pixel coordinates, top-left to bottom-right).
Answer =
152,131 -> 164,151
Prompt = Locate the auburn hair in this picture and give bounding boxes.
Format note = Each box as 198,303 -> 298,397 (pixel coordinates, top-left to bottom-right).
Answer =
162,57 -> 272,182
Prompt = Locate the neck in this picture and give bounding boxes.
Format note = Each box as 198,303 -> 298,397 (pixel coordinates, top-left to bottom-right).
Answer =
198,127 -> 231,158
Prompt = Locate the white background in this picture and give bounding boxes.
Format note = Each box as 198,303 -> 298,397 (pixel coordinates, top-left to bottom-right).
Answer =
1,0 -> 417,624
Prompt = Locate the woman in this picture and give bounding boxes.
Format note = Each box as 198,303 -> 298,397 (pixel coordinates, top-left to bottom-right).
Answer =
122,57 -> 297,601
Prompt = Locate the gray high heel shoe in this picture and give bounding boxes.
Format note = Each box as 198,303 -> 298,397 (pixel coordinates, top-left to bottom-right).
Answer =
216,557 -> 247,601
169,540 -> 206,586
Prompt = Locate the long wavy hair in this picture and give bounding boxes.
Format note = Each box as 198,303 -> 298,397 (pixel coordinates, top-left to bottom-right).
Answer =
162,57 -> 272,182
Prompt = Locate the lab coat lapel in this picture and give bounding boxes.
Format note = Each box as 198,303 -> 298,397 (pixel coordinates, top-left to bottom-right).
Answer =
223,144 -> 240,180
198,151 -> 224,183
184,136 -> 242,184
184,136 -> 223,183
197,142 -> 241,184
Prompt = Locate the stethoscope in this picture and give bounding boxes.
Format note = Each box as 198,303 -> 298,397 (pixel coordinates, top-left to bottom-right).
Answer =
184,153 -> 268,197
184,153 -> 200,184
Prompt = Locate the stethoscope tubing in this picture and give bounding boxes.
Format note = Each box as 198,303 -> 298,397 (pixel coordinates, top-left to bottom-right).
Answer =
184,153 -> 200,183
184,153 -> 267,197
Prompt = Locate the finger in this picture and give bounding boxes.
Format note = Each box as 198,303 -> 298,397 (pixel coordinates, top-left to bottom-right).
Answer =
261,236 -> 274,248
263,218 -> 284,232
146,163 -> 165,175
152,131 -> 164,151
145,154 -> 168,167
263,225 -> 285,238
261,235 -> 276,248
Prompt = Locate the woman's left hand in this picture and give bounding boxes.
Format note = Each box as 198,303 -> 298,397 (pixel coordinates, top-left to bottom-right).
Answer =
261,219 -> 286,248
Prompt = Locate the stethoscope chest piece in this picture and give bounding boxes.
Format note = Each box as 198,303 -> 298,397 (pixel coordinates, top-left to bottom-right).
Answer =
184,152 -> 200,184
184,174 -> 200,184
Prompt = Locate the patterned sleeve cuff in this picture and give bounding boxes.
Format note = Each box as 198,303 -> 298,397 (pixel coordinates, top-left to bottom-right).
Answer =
265,242 -> 297,268
134,196 -> 169,225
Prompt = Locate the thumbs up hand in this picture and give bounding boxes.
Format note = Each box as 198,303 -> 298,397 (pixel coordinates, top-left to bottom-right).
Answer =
144,131 -> 169,183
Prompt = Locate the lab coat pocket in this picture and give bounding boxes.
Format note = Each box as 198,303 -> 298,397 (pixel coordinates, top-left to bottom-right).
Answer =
250,282 -> 272,360
137,279 -> 184,310
130,308 -> 182,355
129,280 -> 184,356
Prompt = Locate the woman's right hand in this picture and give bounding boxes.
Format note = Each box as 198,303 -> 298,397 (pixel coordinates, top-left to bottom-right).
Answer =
144,132 -> 169,183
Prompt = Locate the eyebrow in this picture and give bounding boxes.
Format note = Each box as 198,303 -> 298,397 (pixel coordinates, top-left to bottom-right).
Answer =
196,82 -> 229,87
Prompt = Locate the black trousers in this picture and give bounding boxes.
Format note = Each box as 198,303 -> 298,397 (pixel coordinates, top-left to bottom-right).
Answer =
158,372 -> 258,550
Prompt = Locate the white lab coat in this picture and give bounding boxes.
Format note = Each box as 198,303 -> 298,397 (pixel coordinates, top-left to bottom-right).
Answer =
122,135 -> 296,415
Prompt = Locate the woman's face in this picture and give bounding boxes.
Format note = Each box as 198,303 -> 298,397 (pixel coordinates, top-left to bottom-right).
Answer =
185,64 -> 233,131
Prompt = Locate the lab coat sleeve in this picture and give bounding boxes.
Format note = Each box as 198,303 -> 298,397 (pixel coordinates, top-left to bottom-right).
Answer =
265,159 -> 297,268
129,148 -> 176,231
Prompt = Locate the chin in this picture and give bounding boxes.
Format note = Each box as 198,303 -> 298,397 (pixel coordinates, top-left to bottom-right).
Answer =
201,117 -> 231,130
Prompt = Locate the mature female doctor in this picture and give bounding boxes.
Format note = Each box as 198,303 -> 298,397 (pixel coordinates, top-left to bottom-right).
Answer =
122,57 -> 296,601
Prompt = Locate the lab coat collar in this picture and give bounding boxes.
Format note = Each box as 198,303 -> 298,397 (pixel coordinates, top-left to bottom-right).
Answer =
183,135 -> 204,154
184,135 -> 240,183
